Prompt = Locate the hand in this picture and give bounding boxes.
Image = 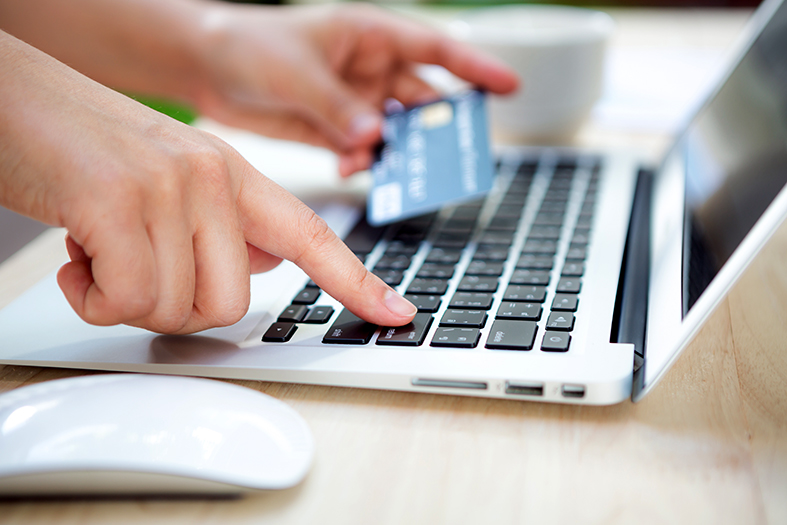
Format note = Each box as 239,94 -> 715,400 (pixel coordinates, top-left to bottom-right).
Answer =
190,3 -> 520,176
0,31 -> 417,334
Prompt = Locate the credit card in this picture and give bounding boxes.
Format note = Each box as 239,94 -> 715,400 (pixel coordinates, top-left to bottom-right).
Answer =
367,90 -> 494,226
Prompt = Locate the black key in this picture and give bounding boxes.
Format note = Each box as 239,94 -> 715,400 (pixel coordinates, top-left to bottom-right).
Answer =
521,240 -> 557,255
434,231 -> 472,249
516,254 -> 553,270
556,277 -> 582,293
485,320 -> 537,351
451,206 -> 482,221
487,217 -> 520,231
510,269 -> 550,285
473,245 -> 510,261
425,248 -> 463,265
542,189 -> 570,202
304,279 -> 319,288
407,278 -> 449,295
404,294 -> 442,313
466,260 -> 505,276
541,332 -> 571,352
344,217 -> 385,255
385,242 -> 420,256
561,262 -> 585,277
503,285 -> 547,303
375,255 -> 412,270
377,314 -> 434,346
323,309 -> 378,345
528,225 -> 562,240
430,327 -> 480,348
496,302 -> 542,321
494,205 -> 523,219
441,218 -> 476,233
546,312 -> 575,331
278,304 -> 308,322
552,293 -> 579,311
439,309 -> 488,328
449,292 -> 494,310
303,306 -> 334,324
372,269 -> 404,286
501,193 -> 527,206
575,215 -> 593,228
416,263 -> 455,279
292,287 -> 320,305
456,275 -> 499,292
539,201 -> 567,213
571,231 -> 591,245
263,322 -> 297,343
533,212 -> 564,226
478,231 -> 515,245
566,246 -> 587,260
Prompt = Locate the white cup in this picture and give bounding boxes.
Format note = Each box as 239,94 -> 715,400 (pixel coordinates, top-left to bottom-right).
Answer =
449,5 -> 614,142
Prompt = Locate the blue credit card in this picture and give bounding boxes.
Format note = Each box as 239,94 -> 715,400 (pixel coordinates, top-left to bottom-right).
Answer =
367,90 -> 494,226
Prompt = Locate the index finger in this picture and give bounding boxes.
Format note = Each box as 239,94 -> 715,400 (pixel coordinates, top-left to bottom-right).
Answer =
377,14 -> 520,95
236,159 -> 417,327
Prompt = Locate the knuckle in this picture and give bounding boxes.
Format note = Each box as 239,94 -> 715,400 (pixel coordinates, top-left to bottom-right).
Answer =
297,210 -> 335,258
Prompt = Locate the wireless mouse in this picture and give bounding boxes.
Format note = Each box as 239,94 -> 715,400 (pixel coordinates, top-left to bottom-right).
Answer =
0,374 -> 314,496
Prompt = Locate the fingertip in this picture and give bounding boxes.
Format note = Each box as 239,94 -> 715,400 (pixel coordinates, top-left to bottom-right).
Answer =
383,288 -> 417,324
57,260 -> 93,319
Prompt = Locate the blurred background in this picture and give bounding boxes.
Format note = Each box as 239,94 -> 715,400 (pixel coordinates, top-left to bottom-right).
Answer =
226,0 -> 760,7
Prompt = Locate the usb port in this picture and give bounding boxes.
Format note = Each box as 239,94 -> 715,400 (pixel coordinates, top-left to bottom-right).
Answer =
562,384 -> 585,398
505,382 -> 544,397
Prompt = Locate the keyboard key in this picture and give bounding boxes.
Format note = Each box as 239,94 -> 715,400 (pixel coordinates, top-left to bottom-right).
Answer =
541,332 -> 571,352
478,231 -> 515,245
344,217 -> 385,256
439,309 -> 488,328
473,245 -> 510,261
485,320 -> 537,351
425,248 -> 463,265
441,218 -> 476,232
571,231 -> 590,245
546,312 -> 575,331
407,278 -> 449,295
404,294 -> 442,313
528,225 -> 562,240
521,240 -> 557,255
377,314 -> 434,346
416,263 -> 455,279
466,260 -> 505,276
292,287 -> 320,305
516,254 -> 554,270
278,304 -> 308,322
375,255 -> 412,270
552,294 -> 579,311
456,275 -> 499,292
566,246 -> 587,260
561,262 -> 585,277
503,285 -> 547,302
385,242 -> 419,256
372,269 -> 404,286
556,277 -> 582,293
496,302 -> 542,321
510,269 -> 550,285
487,217 -> 520,231
494,205 -> 523,219
323,309 -> 378,345
449,292 -> 495,310
430,327 -> 480,348
303,306 -> 335,324
533,213 -> 564,226
263,322 -> 297,343
434,231 -> 472,249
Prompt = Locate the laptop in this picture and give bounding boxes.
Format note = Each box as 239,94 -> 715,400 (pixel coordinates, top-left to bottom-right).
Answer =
1,0 -> 786,406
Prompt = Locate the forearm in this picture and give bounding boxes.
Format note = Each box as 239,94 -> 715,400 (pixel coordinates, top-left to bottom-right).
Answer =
0,0 -> 216,102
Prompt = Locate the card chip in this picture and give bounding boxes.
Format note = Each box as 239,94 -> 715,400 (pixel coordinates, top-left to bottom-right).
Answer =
419,102 -> 454,129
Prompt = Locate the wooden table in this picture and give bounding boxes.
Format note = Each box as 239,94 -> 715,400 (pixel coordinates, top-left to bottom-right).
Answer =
3,8 -> 785,525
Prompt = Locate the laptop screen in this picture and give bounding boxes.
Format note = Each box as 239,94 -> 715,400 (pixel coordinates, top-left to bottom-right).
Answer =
681,0 -> 787,315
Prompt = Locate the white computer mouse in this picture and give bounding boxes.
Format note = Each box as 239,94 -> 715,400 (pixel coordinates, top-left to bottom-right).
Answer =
0,374 -> 314,496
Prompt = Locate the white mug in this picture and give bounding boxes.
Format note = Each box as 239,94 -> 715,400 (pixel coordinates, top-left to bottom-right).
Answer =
449,5 -> 614,142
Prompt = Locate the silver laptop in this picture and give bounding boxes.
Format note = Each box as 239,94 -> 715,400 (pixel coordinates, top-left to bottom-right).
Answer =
1,0 -> 786,405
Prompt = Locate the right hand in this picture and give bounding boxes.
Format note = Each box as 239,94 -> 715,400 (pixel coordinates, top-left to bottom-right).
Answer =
0,31 -> 418,334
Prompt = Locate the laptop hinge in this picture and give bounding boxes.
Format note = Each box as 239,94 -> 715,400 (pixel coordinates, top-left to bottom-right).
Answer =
609,168 -> 653,395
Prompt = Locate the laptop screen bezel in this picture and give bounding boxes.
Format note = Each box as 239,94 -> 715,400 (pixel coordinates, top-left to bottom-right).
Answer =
634,0 -> 787,401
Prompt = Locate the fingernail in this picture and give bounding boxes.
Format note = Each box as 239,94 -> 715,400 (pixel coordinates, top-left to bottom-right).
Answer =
348,113 -> 381,140
384,289 -> 417,318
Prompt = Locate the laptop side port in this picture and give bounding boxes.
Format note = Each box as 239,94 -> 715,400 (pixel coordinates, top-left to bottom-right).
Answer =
561,384 -> 586,398
505,381 -> 544,397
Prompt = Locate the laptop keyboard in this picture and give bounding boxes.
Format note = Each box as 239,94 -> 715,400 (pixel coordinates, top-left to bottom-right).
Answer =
262,153 -> 600,353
